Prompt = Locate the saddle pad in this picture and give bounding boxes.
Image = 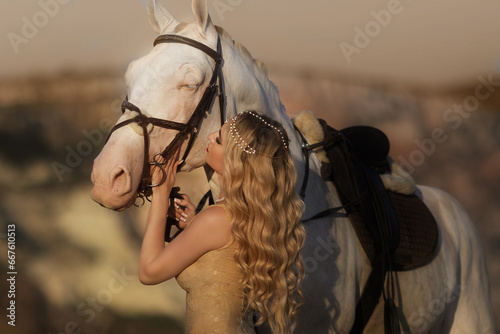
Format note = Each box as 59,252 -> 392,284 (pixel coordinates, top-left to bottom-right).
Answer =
389,191 -> 439,270
349,191 -> 439,271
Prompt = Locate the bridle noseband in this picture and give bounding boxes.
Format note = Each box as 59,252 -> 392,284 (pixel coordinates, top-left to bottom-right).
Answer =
106,34 -> 225,203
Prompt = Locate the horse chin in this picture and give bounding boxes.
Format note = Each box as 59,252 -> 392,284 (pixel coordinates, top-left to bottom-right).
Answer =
90,184 -> 138,212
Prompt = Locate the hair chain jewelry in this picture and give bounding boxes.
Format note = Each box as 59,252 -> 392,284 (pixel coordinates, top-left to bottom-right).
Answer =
229,115 -> 256,154
229,111 -> 288,155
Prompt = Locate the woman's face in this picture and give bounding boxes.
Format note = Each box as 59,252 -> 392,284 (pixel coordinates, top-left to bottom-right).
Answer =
205,122 -> 228,174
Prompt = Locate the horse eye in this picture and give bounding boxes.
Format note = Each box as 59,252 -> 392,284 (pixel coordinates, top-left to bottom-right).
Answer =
183,84 -> 198,90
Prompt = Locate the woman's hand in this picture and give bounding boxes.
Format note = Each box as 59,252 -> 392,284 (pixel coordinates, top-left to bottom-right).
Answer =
169,194 -> 196,229
150,150 -> 181,198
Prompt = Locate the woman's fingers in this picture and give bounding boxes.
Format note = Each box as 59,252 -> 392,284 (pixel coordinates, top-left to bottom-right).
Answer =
175,194 -> 190,207
150,147 -> 182,191
173,195 -> 196,226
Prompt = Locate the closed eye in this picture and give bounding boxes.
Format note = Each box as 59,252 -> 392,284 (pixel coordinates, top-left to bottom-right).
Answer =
216,129 -> 222,145
183,84 -> 198,90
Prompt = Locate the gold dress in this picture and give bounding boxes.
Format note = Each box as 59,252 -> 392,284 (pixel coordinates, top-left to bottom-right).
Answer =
176,206 -> 255,334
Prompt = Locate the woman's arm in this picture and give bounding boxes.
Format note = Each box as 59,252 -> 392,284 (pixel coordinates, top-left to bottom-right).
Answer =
139,206 -> 230,285
139,157 -> 230,285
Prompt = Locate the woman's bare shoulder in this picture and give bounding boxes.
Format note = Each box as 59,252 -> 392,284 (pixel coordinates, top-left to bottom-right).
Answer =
184,205 -> 230,247
194,205 -> 228,223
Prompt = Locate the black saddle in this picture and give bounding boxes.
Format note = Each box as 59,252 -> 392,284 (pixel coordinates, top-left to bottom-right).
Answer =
318,121 -> 438,270
302,120 -> 439,334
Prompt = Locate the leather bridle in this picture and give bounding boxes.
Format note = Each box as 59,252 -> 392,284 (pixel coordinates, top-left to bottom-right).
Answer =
107,34 -> 225,203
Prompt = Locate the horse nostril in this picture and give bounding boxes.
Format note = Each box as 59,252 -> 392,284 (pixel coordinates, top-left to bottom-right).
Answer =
110,166 -> 132,194
114,168 -> 125,178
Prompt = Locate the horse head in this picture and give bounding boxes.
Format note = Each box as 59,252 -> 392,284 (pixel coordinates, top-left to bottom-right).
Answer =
91,0 -> 224,210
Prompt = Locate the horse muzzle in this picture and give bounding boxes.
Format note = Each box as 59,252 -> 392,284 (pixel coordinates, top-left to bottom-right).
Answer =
90,158 -> 139,211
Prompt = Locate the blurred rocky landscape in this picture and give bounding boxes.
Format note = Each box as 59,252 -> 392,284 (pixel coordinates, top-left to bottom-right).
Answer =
0,70 -> 498,333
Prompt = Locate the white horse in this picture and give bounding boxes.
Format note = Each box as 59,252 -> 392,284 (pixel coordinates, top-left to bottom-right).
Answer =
91,0 -> 495,332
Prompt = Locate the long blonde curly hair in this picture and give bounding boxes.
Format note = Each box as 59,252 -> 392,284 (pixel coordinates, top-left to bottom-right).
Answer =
222,111 -> 306,333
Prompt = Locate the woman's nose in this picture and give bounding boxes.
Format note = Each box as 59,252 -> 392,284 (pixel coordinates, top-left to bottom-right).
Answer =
207,131 -> 217,142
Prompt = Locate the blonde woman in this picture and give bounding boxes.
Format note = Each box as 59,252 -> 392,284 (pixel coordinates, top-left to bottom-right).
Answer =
139,111 -> 306,333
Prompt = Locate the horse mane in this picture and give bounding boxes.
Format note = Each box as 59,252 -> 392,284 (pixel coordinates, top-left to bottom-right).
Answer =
214,25 -> 269,76
214,25 -> 288,119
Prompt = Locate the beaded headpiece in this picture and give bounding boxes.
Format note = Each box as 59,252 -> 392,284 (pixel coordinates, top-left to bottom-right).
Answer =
228,111 -> 289,157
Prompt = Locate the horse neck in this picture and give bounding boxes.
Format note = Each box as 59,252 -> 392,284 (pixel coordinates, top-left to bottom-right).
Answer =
220,44 -> 282,119
213,35 -> 310,196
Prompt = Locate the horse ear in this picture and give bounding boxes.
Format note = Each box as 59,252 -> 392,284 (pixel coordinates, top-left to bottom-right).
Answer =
192,0 -> 212,32
146,0 -> 179,34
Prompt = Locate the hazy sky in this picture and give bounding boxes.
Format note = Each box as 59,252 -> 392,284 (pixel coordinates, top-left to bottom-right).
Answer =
2,0 -> 500,88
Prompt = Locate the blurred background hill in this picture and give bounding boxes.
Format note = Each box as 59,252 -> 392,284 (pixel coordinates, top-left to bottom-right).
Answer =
1,0 -> 499,333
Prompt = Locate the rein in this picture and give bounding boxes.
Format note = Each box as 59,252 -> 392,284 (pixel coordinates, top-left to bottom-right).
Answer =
107,34 -> 225,203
